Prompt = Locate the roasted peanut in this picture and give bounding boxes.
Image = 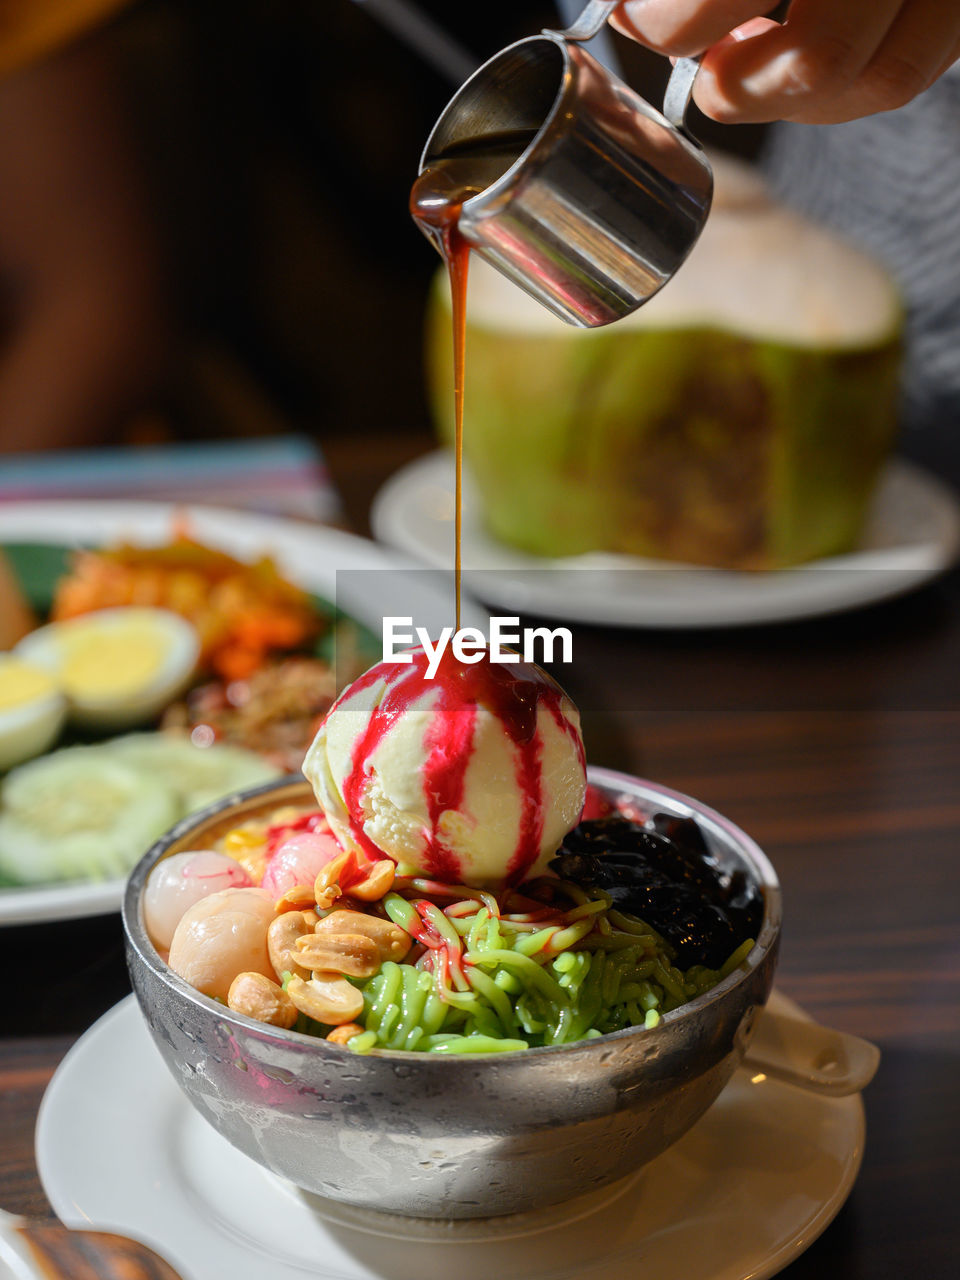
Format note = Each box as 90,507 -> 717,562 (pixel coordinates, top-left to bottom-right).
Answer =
316,896 -> 360,920
315,909 -> 411,963
267,911 -> 310,981
227,972 -> 297,1028
274,883 -> 316,913
350,859 -> 396,901
295,931 -> 380,978
286,973 -> 364,1025
314,851 -> 355,910
326,1022 -> 364,1046
301,909 -> 320,929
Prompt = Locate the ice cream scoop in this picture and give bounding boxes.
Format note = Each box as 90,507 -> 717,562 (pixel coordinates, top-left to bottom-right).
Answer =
303,647 -> 586,886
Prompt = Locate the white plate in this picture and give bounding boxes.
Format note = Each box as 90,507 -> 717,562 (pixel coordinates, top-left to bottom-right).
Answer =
372,451 -> 960,628
0,500 -> 483,926
0,879 -> 134,928
36,991 -> 865,1280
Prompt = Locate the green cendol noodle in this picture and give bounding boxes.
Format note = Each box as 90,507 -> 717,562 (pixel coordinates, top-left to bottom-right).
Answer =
326,878 -> 755,1055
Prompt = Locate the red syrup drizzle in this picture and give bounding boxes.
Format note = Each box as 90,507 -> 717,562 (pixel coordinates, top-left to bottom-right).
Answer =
420,678 -> 476,883
338,648 -> 584,886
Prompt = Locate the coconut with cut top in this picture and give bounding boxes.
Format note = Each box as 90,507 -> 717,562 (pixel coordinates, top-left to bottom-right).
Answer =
425,153 -> 902,569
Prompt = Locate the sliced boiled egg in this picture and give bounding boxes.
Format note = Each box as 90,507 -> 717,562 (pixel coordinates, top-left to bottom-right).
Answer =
16,607 -> 199,730
0,656 -> 67,771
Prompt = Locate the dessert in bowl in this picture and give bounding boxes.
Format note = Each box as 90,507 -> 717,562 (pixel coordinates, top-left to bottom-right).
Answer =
122,651 -> 780,1219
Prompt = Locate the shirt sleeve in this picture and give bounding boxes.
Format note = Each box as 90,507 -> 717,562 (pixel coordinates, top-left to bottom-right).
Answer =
0,0 -> 134,79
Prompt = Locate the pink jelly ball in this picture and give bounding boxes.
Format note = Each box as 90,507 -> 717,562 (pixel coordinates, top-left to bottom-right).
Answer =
260,831 -> 345,898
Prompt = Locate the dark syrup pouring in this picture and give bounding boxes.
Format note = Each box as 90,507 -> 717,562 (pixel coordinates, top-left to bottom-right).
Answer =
410,131 -> 536,631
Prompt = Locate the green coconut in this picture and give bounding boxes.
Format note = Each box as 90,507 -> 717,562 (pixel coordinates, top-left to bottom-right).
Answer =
426,153 -> 903,569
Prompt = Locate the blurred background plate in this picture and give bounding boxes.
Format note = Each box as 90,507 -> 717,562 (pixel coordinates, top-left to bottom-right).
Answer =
0,879 -> 129,928
0,499 -> 482,925
372,451 -> 960,628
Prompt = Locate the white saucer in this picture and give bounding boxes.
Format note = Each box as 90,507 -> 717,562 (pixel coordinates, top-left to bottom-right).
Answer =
371,451 -> 960,628
36,992 -> 865,1280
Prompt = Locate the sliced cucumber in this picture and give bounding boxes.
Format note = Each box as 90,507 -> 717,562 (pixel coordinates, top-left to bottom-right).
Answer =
0,747 -> 180,884
102,733 -> 282,814
0,732 -> 284,887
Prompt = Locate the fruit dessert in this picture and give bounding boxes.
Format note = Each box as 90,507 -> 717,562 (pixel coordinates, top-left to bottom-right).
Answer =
151,648 -> 761,1053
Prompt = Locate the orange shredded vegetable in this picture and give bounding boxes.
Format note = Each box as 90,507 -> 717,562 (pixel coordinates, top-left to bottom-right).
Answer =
51,524 -> 323,680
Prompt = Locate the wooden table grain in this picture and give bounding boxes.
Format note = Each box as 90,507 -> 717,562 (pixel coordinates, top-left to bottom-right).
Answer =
1,434 -> 958,1279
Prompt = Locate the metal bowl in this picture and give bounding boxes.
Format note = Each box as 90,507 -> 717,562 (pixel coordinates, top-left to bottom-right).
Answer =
123,767 -> 780,1219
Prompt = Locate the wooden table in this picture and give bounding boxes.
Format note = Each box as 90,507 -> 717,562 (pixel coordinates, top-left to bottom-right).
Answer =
2,433 -> 958,1278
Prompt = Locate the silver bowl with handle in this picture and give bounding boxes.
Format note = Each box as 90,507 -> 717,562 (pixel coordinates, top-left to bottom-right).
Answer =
122,767 -> 781,1219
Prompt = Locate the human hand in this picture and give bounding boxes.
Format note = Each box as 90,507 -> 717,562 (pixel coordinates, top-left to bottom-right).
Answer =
610,1 -> 960,123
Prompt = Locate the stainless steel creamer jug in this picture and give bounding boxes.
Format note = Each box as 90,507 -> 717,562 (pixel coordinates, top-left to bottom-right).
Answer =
417,0 -> 711,328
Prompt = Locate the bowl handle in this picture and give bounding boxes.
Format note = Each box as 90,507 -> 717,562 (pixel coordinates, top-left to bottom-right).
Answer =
743,1009 -> 881,1097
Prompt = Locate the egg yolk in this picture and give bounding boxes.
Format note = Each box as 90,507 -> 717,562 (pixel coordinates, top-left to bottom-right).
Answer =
0,661 -> 58,710
58,622 -> 169,698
